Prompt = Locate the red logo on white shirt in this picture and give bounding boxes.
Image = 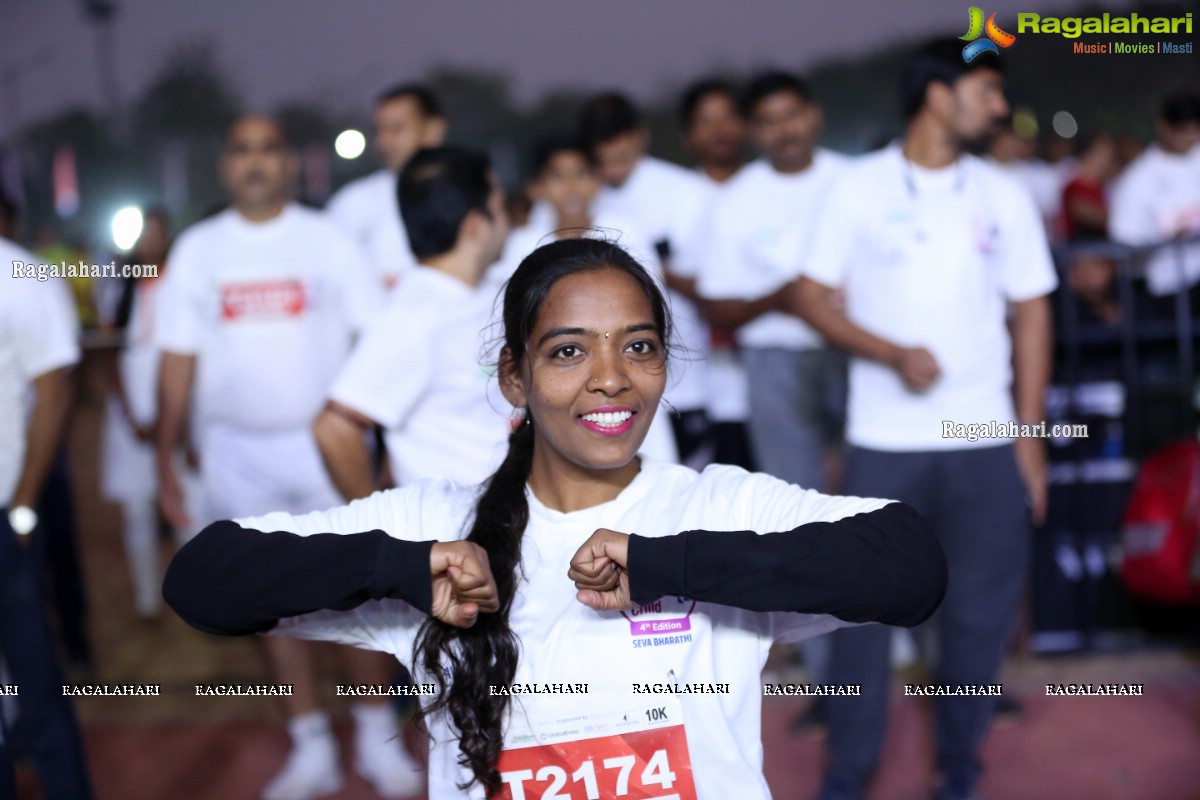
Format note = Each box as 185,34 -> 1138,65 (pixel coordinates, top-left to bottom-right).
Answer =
220,280 -> 307,320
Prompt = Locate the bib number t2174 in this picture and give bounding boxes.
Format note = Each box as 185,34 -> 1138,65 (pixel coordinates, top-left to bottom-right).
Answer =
493,726 -> 696,800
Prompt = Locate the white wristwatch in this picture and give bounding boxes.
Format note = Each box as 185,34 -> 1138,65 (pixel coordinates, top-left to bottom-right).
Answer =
8,505 -> 37,536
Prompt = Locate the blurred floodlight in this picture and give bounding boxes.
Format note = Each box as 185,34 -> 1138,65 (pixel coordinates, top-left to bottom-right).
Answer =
112,206 -> 143,252
335,129 -> 366,160
1052,111 -> 1078,139
1012,107 -> 1039,140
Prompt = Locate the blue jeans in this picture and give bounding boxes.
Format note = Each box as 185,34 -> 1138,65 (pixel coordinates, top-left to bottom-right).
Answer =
0,512 -> 93,800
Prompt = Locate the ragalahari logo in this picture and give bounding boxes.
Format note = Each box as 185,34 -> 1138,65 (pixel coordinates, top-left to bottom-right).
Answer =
961,7 -> 1017,62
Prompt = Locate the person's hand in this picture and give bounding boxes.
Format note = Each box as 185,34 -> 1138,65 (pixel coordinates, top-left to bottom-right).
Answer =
570,528 -> 632,611
184,444 -> 201,471
157,458 -> 192,532
773,278 -> 802,316
1014,436 -> 1049,526
429,541 -> 500,628
891,346 -> 941,392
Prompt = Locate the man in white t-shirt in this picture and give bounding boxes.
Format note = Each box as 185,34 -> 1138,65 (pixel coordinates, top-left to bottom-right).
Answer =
794,40 -> 1057,800
678,78 -> 756,471
698,71 -> 848,495
314,146 -> 511,497
1109,92 -> 1200,297
154,116 -> 417,800
680,78 -> 746,186
1,239 -> 93,799
579,93 -> 715,467
695,72 -> 849,735
325,84 -> 447,289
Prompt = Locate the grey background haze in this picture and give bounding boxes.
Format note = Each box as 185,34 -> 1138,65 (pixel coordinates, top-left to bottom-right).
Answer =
2,0 -> 1134,134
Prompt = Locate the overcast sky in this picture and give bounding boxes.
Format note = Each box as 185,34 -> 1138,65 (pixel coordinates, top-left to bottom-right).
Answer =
0,0 -> 1145,133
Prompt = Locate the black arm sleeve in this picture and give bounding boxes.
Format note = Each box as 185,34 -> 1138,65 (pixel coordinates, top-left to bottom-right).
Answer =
162,520 -> 435,636
626,502 -> 946,627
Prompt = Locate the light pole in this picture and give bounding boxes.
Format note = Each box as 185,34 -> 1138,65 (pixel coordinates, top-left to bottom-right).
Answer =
80,0 -> 123,133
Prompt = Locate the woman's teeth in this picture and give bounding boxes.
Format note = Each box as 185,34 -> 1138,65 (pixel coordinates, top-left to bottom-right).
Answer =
581,410 -> 633,427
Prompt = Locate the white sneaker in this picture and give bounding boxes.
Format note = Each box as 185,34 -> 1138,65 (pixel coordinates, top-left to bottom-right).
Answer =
355,735 -> 424,799
261,736 -> 344,800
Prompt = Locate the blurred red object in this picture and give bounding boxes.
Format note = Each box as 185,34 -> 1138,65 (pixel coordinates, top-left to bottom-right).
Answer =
1121,438 -> 1200,604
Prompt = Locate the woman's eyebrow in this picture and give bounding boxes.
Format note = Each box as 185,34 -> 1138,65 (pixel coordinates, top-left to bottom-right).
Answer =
536,323 -> 658,348
536,326 -> 590,347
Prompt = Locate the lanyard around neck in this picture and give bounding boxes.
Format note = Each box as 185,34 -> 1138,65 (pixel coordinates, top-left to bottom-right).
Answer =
901,154 -> 967,198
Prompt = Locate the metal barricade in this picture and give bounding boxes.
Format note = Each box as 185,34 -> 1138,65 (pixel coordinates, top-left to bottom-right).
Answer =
1035,233 -> 1199,652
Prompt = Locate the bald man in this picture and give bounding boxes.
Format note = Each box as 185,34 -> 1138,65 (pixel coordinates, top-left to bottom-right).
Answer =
155,117 -> 418,800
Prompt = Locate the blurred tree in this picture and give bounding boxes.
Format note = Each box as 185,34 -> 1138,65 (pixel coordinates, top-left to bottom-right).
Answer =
426,67 -> 526,185
131,41 -> 240,139
12,0 -> 1196,241
20,107 -> 154,255
130,40 -> 242,225
276,102 -> 336,147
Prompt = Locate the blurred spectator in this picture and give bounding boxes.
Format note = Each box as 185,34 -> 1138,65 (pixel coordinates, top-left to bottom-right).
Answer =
1042,132 -> 1079,179
33,231 -> 97,330
1067,253 -> 1121,327
325,84 -> 447,290
504,185 -> 533,229
579,92 -> 714,466
153,116 -> 401,800
313,146 -> 512,504
1060,132 -> 1119,242
497,135 -> 661,276
696,71 -> 849,731
489,134 -> 678,463
1,202 -> 94,676
988,122 -> 1063,238
680,77 -> 746,184
97,209 -> 203,619
1109,92 -> 1200,298
697,70 -> 847,493
678,77 -> 757,472
1115,131 -> 1145,172
796,39 -> 1056,800
1,234 -> 94,799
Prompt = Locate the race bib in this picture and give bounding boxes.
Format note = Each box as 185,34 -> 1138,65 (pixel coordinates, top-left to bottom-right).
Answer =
493,693 -> 696,800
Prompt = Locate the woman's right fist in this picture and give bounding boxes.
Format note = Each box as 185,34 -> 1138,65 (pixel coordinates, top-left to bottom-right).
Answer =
429,541 -> 500,628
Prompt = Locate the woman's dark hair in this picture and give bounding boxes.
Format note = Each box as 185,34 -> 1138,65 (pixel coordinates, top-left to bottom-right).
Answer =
412,237 -> 671,794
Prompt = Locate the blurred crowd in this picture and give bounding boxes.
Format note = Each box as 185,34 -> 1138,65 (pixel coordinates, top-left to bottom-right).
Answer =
2,36 -> 1199,800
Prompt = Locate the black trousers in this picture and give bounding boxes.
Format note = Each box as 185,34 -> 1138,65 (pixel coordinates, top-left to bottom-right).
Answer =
0,513 -> 93,800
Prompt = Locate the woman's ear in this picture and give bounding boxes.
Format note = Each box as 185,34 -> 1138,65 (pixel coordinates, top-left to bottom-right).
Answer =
498,348 -> 527,408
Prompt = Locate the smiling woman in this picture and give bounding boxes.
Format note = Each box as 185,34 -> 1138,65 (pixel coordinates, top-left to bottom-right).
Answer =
497,243 -> 670,487
162,237 -> 948,800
